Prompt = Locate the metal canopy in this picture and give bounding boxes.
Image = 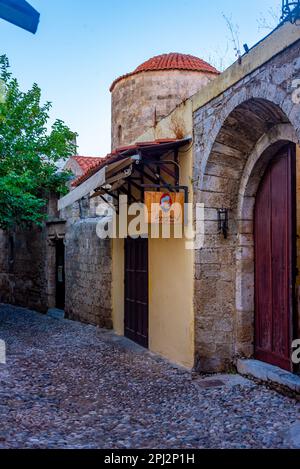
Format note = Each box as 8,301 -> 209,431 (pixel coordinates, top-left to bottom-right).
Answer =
57,157 -> 134,211
0,0 -> 40,34
58,165 -> 107,211
95,138 -> 192,212
58,138 -> 192,211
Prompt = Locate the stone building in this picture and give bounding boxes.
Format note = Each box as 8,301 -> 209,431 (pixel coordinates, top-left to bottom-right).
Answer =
59,52 -> 219,368
110,53 -> 219,148
1,21 -> 300,380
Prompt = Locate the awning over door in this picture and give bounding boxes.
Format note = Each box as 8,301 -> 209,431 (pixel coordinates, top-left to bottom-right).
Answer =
58,138 -> 192,211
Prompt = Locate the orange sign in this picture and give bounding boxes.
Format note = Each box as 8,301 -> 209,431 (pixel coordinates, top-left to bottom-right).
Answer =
144,192 -> 185,224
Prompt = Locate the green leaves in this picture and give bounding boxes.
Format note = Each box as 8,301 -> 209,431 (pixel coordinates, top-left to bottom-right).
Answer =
0,175 -> 46,229
0,55 -> 77,230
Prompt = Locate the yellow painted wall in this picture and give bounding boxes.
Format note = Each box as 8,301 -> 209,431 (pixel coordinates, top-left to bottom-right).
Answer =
111,98 -> 195,368
147,120 -> 194,367
112,232 -> 194,368
149,237 -> 194,367
135,99 -> 193,144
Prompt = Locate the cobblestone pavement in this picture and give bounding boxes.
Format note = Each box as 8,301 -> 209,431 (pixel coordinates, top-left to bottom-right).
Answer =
0,304 -> 299,449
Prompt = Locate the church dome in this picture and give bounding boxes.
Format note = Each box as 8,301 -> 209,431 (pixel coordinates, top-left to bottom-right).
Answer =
110,52 -> 219,91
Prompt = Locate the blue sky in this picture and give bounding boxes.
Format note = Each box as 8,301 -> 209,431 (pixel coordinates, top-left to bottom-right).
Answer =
0,0 -> 281,156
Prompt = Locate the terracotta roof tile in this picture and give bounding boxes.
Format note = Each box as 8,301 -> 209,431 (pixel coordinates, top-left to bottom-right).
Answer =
110,53 -> 220,91
72,156 -> 104,173
71,154 -> 114,187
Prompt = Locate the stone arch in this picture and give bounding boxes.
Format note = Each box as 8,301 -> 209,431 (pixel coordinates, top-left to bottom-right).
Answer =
237,124 -> 299,220
194,95 -> 300,373
236,123 -> 299,358
199,98 -> 291,204
195,74 -> 300,191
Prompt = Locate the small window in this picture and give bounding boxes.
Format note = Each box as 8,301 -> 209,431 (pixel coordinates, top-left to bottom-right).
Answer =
117,125 -> 122,146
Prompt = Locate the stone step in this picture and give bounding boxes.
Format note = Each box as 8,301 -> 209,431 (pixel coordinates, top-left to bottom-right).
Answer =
237,359 -> 300,397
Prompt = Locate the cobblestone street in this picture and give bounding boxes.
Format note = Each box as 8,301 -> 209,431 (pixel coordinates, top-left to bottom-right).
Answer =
0,304 -> 299,449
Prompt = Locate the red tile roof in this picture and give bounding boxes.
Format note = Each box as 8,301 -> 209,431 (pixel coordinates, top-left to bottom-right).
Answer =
110,53 -> 220,92
72,156 -> 104,173
72,139 -> 182,188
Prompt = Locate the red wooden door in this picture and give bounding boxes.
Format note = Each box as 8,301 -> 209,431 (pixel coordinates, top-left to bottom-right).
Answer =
124,237 -> 149,348
255,145 -> 296,371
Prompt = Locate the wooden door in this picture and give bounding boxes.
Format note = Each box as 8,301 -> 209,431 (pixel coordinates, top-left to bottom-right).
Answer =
254,145 -> 296,371
55,240 -> 65,310
125,237 -> 149,348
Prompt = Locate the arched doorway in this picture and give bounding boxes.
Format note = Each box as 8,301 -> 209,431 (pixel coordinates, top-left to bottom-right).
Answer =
254,144 -> 296,371
194,93 -> 300,373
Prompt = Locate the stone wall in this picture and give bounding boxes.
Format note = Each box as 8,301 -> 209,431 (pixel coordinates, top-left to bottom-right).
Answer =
64,218 -> 112,328
111,70 -> 216,148
0,227 -> 48,312
0,194 -> 113,330
0,194 -> 65,312
193,40 -> 300,373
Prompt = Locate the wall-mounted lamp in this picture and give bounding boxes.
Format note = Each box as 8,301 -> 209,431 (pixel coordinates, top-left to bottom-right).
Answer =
218,208 -> 229,239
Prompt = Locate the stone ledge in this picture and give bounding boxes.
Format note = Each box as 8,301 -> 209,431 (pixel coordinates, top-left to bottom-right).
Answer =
237,359 -> 300,396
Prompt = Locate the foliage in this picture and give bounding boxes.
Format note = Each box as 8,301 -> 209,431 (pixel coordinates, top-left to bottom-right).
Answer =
205,4 -> 282,72
0,55 -> 77,230
257,2 -> 282,31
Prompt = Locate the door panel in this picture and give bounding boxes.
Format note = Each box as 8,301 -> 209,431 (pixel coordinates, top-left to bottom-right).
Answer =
255,145 -> 296,371
255,171 -> 273,355
125,237 -> 149,348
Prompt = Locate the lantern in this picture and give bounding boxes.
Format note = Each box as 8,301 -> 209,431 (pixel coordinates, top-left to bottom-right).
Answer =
218,208 -> 229,240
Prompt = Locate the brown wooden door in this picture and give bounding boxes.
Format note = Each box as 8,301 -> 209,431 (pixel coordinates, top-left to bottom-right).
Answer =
125,237 -> 149,348
254,145 -> 296,371
56,240 -> 65,310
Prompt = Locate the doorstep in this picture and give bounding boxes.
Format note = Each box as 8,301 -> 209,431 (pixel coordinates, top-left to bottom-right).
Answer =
46,308 -> 65,320
237,359 -> 300,396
